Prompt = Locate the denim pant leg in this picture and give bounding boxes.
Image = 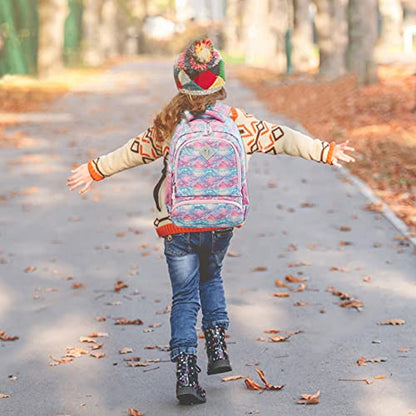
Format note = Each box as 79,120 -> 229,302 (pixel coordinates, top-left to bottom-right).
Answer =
164,233 -> 201,362
199,229 -> 233,331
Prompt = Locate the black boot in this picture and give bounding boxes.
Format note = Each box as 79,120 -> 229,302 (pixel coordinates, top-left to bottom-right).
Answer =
204,326 -> 232,375
175,353 -> 206,405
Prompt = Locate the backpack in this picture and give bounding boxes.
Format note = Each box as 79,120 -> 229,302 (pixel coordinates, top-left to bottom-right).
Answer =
165,103 -> 249,228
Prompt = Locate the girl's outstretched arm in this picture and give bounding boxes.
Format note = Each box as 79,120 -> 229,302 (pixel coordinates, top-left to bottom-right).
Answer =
67,163 -> 93,194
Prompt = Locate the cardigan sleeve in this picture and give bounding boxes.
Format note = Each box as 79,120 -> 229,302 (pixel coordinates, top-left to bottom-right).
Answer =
229,107 -> 335,164
87,126 -> 163,181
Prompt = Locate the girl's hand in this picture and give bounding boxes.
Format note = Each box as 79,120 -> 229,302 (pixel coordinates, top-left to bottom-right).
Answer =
67,163 -> 93,194
332,140 -> 356,168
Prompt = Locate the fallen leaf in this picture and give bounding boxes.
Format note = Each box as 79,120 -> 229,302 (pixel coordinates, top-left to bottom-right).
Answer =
72,282 -> 85,289
300,202 -> 315,208
320,306 -> 326,314
114,280 -> 128,292
91,343 -> 103,351
0,393 -> 11,398
227,251 -> 241,257
244,377 -> 263,390
65,347 -> 89,358
330,266 -> 349,272
339,226 -> 351,232
148,323 -> 161,328
264,329 -> 280,334
116,232 -> 126,237
363,203 -> 383,212
90,352 -> 105,359
115,318 -> 144,325
374,375 -> 386,380
88,332 -> 108,338
339,241 -> 353,246
246,361 -> 260,366
256,337 -> 266,342
285,275 -> 306,283
297,390 -> 320,405
0,331 -> 19,341
356,357 -> 367,366
25,266 -> 37,273
49,355 -> 74,366
120,347 -> 133,354
294,301 -> 307,307
253,266 -> 267,272
222,375 -> 245,382
378,319 -> 405,325
96,316 -> 106,322
339,300 -> 364,309
290,283 -> 306,292
398,348 -> 410,352
274,280 -> 288,288
271,292 -> 290,298
269,335 -> 290,342
255,368 -> 284,390
80,337 -> 96,343
287,261 -> 312,267
363,276 -> 371,282
128,409 -> 144,416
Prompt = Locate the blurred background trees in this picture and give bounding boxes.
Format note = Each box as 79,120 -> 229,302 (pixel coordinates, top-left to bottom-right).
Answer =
0,0 -> 415,84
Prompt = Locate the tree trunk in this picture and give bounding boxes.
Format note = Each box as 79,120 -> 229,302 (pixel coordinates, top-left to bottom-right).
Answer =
82,0 -> 104,66
378,0 -> 403,49
241,0 -> 289,71
402,0 -> 416,25
292,0 -> 315,71
100,0 -> 119,60
347,0 -> 378,85
38,0 -> 68,77
313,0 -> 348,78
223,0 -> 245,56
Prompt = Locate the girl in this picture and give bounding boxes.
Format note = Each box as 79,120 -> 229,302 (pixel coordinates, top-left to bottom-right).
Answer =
67,39 -> 355,405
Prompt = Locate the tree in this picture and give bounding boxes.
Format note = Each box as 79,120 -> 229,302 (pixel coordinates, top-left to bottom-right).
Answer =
240,0 -> 289,71
82,0 -> 104,66
223,0 -> 245,57
38,0 -> 68,77
378,0 -> 403,50
347,0 -> 378,84
312,0 -> 348,78
292,0 -> 315,72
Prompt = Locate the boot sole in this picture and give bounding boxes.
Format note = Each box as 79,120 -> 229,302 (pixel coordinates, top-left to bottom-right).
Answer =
177,387 -> 206,405
207,358 -> 232,375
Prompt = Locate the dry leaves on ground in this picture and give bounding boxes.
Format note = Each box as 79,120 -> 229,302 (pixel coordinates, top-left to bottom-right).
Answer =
244,368 -> 284,391
285,275 -> 307,283
378,319 -> 405,325
253,266 -> 268,272
0,331 -> 19,341
128,408 -> 144,416
222,375 -> 245,382
271,292 -> 290,298
114,280 -> 128,292
356,357 -> 387,366
0,393 -> 11,398
297,390 -> 320,405
115,318 -> 144,325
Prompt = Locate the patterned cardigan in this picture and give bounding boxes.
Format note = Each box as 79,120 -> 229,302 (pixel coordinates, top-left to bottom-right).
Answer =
88,107 -> 335,237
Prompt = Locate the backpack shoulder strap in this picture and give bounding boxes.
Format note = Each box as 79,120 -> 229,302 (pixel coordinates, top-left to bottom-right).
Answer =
205,103 -> 231,122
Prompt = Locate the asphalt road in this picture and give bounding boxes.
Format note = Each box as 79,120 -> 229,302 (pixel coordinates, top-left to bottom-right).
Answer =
1,59 -> 415,416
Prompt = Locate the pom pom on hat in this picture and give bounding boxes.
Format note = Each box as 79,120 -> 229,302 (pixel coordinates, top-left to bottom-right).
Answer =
173,38 -> 225,96
192,39 -> 213,63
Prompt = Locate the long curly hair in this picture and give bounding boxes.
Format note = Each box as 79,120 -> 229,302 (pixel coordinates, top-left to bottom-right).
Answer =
153,87 -> 227,146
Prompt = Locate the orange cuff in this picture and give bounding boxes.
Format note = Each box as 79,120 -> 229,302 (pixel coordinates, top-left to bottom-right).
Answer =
88,160 -> 104,181
326,141 -> 336,165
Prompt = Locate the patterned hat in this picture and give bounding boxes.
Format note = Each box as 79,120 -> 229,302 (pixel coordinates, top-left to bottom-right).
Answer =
174,39 -> 225,95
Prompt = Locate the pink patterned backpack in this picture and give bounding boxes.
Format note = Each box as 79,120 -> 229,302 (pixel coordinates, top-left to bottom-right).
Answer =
165,103 -> 249,228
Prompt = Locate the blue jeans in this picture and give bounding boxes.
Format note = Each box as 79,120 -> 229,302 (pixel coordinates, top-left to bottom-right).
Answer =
164,228 -> 233,362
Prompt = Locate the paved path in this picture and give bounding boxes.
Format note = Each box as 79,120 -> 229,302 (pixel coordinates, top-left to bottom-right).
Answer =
1,60 -> 415,416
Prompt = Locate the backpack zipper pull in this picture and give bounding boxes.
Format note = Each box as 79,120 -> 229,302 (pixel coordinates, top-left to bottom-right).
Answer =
204,122 -> 212,136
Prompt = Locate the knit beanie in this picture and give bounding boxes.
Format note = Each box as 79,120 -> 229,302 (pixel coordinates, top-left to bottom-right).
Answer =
173,39 -> 225,95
